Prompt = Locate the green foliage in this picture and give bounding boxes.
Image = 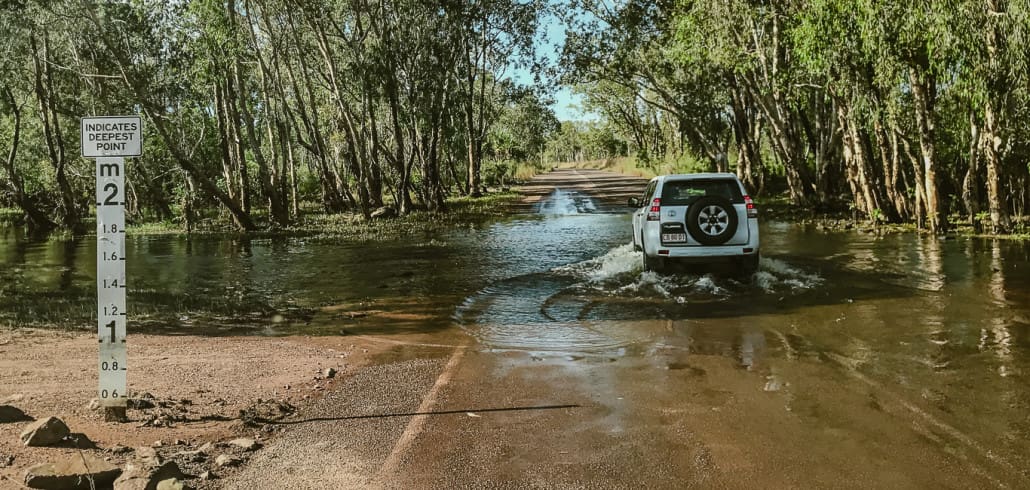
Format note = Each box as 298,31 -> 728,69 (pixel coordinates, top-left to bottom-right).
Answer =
543,120 -> 629,163
488,88 -> 561,163
0,0 -> 553,234
553,0 -> 1030,231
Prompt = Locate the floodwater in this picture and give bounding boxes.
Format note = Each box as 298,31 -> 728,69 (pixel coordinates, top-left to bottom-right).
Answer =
2,186 -> 1029,483
2,187 -> 1028,364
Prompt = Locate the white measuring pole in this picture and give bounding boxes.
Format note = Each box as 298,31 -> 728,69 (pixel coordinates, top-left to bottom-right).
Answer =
83,116 -> 141,422
96,156 -> 127,414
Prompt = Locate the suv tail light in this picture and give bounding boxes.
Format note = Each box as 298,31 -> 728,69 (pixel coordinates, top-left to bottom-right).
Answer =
647,198 -> 661,221
744,196 -> 758,218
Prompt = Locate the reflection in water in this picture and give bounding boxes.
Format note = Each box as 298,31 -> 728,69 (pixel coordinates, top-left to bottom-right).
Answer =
58,238 -> 80,291
0,199 -> 1027,373
737,330 -> 766,370
987,240 -> 1013,378
915,236 -> 949,374
3,206 -> 1030,479
916,235 -> 946,292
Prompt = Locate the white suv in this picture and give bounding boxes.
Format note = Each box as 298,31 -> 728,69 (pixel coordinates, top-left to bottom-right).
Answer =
629,173 -> 760,275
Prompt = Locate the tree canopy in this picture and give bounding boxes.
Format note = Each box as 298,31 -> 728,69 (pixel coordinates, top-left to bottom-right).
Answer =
563,0 -> 1030,233
0,0 -> 556,234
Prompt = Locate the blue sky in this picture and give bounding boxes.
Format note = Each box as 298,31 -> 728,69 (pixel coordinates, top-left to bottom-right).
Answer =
510,8 -> 589,122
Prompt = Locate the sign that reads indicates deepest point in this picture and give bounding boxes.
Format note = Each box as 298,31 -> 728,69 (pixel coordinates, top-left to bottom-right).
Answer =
81,116 -> 142,158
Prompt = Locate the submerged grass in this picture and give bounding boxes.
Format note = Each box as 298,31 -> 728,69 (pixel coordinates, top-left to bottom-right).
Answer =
111,190 -> 523,240
0,192 -> 522,331
0,207 -> 21,225
290,191 -> 520,241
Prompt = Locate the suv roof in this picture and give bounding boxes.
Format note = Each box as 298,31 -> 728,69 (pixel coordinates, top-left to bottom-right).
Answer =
652,172 -> 739,182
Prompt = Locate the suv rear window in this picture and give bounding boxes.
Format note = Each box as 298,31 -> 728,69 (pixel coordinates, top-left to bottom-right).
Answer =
660,179 -> 743,206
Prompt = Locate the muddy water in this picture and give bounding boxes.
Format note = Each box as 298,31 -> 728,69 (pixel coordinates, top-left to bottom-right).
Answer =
2,188 -> 1030,481
1,190 -> 1028,357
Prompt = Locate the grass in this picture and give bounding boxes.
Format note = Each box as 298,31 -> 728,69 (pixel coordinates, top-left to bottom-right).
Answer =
2,189 -> 524,241
112,191 -> 523,240
0,207 -> 21,225
556,155 -> 711,180
957,216 -> 1030,241
514,162 -> 546,182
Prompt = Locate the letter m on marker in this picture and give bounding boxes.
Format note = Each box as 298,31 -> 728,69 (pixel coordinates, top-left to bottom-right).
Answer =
99,162 -> 120,177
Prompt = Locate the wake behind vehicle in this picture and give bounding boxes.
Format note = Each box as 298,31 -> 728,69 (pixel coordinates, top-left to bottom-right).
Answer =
629,173 -> 760,275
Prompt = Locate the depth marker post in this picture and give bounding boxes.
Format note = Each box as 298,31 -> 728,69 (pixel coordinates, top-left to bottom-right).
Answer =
82,116 -> 142,422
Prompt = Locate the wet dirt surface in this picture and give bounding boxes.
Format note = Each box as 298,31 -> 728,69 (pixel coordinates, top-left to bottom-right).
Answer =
3,168 -> 1030,487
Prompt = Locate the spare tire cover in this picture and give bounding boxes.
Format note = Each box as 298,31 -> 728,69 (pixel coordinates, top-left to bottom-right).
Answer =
686,195 -> 738,245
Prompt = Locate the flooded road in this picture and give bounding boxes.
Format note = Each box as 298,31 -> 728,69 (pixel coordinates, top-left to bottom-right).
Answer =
3,168 -> 1030,487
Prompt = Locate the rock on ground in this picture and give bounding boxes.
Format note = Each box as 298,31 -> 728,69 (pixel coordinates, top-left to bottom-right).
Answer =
155,478 -> 192,490
370,207 -> 397,219
134,447 -> 162,467
20,417 -> 70,447
214,454 -> 242,468
0,405 -> 31,423
113,460 -> 186,490
172,449 -> 206,463
227,438 -> 261,451
24,454 -> 122,490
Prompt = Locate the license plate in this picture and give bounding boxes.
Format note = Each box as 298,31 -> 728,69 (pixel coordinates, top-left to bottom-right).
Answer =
662,233 -> 687,242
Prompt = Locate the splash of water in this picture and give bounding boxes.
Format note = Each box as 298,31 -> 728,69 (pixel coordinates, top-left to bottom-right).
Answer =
554,243 -> 639,281
755,257 -> 823,292
556,244 -> 823,300
537,188 -> 597,215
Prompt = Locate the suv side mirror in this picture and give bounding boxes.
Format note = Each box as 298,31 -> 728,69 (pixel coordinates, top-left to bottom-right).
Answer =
628,197 -> 639,208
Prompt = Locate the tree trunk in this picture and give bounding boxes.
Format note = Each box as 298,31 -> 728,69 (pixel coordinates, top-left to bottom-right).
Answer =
730,84 -> 763,194
215,83 -> 239,207
837,105 -> 867,218
741,73 -> 810,205
1,85 -> 55,234
234,66 -> 289,226
873,117 -> 907,220
80,6 -> 257,230
133,160 -> 173,220
31,31 -> 81,232
982,101 -> 1010,234
899,134 -> 926,229
909,68 -> 946,233
963,110 -> 982,231
982,0 -> 1012,234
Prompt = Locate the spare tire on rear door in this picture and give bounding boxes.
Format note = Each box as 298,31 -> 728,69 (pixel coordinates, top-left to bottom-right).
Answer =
686,195 -> 738,245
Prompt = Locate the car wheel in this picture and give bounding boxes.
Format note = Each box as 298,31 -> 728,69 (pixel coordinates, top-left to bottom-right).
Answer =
686,196 -> 738,246
641,239 -> 663,272
738,252 -> 760,277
